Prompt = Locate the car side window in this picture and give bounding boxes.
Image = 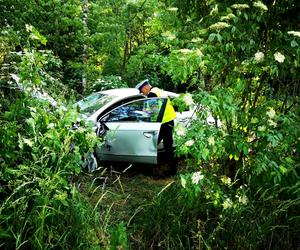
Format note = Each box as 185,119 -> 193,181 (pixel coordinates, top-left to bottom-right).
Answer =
96,95 -> 145,121
105,98 -> 167,123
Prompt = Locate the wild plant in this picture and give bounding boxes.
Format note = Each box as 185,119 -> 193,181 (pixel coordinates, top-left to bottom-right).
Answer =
0,27 -> 107,249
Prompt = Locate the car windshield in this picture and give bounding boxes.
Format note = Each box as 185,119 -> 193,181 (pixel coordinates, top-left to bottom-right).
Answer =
75,92 -> 115,117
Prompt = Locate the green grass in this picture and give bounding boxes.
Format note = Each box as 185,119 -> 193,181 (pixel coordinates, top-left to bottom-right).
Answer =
78,164 -> 175,224
77,159 -> 300,250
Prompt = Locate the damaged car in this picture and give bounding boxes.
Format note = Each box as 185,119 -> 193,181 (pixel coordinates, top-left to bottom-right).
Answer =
75,88 -> 196,170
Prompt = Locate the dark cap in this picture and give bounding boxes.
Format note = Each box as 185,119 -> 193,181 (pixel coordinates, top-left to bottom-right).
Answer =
135,79 -> 149,91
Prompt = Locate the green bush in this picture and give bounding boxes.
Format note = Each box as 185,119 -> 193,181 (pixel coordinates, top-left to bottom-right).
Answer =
86,75 -> 128,94
129,1 -> 300,249
0,29 -> 108,249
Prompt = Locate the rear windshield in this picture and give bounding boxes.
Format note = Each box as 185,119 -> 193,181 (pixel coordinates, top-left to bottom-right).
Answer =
75,93 -> 115,117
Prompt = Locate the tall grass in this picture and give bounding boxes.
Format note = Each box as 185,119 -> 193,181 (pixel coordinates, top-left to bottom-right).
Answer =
129,178 -> 299,249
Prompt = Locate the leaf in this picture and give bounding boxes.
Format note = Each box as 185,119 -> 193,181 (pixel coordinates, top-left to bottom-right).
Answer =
74,165 -> 81,174
180,175 -> 187,188
201,148 -> 210,160
251,117 -> 259,123
27,25 -> 47,45
25,118 -> 36,136
291,40 -> 298,48
285,157 -> 294,164
236,79 -> 245,91
208,33 -> 216,41
234,155 -> 239,161
243,145 -> 249,155
279,165 -> 287,174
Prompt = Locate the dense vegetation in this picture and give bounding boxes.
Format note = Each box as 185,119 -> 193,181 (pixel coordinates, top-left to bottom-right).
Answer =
0,0 -> 299,249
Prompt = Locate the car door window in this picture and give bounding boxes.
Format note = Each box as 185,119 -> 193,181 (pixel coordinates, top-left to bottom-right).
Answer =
105,98 -> 167,123
96,95 -> 146,121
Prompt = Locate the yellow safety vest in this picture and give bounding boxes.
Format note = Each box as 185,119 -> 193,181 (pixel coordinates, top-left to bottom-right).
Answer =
150,87 -> 177,124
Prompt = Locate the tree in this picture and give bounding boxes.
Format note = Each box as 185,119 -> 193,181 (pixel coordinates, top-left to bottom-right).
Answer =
82,0 -> 88,91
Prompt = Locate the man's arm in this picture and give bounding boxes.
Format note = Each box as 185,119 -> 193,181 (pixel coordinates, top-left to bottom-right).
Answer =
147,92 -> 157,97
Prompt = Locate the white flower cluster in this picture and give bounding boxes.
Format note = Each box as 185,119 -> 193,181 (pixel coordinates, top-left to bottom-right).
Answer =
222,198 -> 233,209
162,31 -> 176,41
209,22 -> 230,31
208,136 -> 215,146
266,107 -> 277,127
231,4 -> 250,10
266,108 -> 276,119
183,93 -> 194,106
254,51 -> 264,62
167,7 -> 178,12
274,52 -> 285,63
220,13 -> 236,21
288,31 -> 300,38
253,1 -> 268,11
268,119 -> 277,127
175,124 -> 186,136
47,123 -> 55,129
191,38 -> 202,43
178,48 -> 193,54
236,194 -> 248,205
221,176 -> 231,185
191,171 -> 204,185
185,139 -> 195,147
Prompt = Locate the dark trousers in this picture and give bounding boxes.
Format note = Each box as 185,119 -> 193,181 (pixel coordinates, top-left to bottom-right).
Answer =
158,120 -> 177,174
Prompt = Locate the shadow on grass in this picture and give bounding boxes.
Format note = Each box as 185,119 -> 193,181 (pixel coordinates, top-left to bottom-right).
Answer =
96,151 -> 178,179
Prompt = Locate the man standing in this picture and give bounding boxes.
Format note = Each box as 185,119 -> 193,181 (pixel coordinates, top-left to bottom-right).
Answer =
135,79 -> 177,176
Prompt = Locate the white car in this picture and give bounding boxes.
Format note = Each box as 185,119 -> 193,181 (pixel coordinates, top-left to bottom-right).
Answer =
75,88 -> 195,167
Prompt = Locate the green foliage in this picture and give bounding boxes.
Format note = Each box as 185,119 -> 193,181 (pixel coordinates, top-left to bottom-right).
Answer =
129,1 -> 300,249
87,75 -> 128,93
0,0 -> 85,88
1,0 -> 299,249
0,31 -> 106,249
110,222 -> 128,250
161,49 -> 203,84
0,88 -> 102,249
124,44 -> 164,85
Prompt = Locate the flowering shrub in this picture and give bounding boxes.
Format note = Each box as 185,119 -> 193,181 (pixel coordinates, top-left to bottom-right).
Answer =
136,1 -> 300,249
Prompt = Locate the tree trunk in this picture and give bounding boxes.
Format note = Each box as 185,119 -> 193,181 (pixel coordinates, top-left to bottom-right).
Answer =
121,29 -> 130,78
82,0 -> 88,93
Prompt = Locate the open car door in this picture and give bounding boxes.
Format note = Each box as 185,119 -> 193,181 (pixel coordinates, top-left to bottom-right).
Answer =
95,98 -> 167,164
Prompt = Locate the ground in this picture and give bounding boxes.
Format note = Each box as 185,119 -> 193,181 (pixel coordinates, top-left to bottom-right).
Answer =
77,153 -> 181,224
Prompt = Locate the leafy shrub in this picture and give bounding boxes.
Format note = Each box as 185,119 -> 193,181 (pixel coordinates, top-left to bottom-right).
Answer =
129,1 -> 300,249
86,75 -> 128,93
0,28 -> 108,249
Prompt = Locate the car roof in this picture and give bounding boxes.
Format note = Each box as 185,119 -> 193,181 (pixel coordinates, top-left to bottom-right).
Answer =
99,88 -> 141,97
164,90 -> 179,98
99,88 -> 179,98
